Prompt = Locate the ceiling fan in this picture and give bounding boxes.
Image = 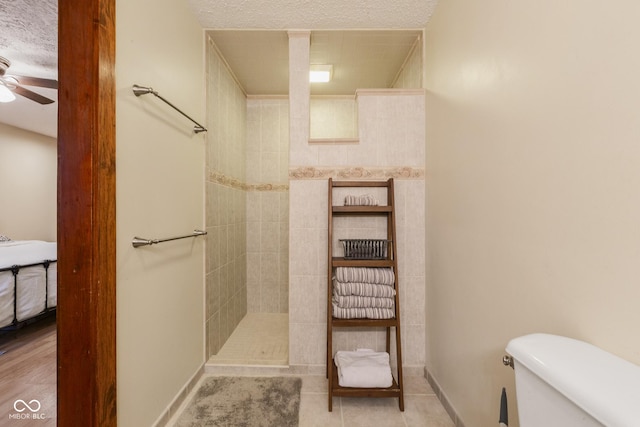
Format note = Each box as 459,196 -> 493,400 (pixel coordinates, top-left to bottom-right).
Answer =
0,56 -> 58,105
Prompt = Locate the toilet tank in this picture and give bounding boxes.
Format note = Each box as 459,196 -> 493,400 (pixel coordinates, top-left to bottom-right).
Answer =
506,333 -> 640,427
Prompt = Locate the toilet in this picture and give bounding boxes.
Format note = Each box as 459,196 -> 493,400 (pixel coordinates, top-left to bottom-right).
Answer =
505,333 -> 640,427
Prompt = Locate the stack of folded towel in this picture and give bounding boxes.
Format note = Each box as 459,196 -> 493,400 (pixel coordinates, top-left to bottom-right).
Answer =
332,267 -> 395,319
344,194 -> 379,206
335,349 -> 393,388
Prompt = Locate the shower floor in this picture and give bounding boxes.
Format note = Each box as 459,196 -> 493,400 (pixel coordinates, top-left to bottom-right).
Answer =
207,312 -> 288,366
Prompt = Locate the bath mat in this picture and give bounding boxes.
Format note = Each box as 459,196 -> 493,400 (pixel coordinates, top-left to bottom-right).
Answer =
175,376 -> 302,427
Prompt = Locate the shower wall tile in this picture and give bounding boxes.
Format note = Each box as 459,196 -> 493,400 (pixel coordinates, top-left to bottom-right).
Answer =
206,313 -> 220,358
289,180 -> 325,229
290,323 -> 325,365
317,144 -> 350,166
289,275 -> 320,324
280,152 -> 290,182
205,37 -> 247,357
279,192 -> 289,221
261,151 -> 280,183
310,98 -> 358,139
261,193 -> 280,222
288,85 -> 426,367
288,33 -> 314,168
402,324 -> 426,366
290,228 -> 320,277
402,275 -> 426,326
261,222 -> 280,253
245,97 -> 290,315
246,193 -> 260,222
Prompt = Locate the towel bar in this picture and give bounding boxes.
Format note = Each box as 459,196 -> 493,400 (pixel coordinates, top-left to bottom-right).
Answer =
131,229 -> 207,248
132,84 -> 207,133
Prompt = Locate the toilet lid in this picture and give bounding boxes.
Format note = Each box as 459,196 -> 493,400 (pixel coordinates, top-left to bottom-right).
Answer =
506,333 -> 640,426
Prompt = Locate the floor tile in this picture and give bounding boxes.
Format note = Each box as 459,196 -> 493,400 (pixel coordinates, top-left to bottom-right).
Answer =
401,395 -> 456,427
301,375 -> 328,393
200,314 -> 456,427
299,392 -> 343,427
403,375 -> 436,395
340,396 -> 406,427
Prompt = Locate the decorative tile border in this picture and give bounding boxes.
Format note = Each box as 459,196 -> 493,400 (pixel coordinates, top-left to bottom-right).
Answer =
208,171 -> 289,192
247,183 -> 289,191
208,167 -> 424,188
289,166 -> 425,180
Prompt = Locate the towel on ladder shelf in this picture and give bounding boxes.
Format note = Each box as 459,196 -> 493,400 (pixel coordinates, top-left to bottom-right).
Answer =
332,304 -> 395,319
335,267 -> 395,285
335,349 -> 394,388
332,267 -> 396,319
333,280 -> 396,298
332,294 -> 395,309
344,194 -> 379,206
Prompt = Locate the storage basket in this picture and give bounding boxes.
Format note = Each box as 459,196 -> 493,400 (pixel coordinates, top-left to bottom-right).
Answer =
340,239 -> 390,259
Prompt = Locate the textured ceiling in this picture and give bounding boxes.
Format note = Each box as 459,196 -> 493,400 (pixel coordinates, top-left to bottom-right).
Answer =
0,0 -> 58,137
0,0 -> 437,137
0,0 -> 58,79
189,0 -> 437,29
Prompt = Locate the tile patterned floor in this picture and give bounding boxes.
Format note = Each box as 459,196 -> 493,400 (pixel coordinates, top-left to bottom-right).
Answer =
298,374 -> 455,427
180,313 -> 456,426
167,373 -> 454,427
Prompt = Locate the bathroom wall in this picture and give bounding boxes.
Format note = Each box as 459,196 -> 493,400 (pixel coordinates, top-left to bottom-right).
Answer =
288,32 -> 426,370
115,0 -> 205,425
310,96 -> 358,140
205,37 -> 248,357
246,97 -> 290,313
0,123 -> 56,241
424,1 -> 640,426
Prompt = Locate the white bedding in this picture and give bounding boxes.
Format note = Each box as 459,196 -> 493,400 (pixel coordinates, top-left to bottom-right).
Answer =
0,240 -> 57,328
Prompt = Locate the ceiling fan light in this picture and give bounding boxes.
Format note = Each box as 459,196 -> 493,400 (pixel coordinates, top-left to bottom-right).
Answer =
0,84 -> 16,103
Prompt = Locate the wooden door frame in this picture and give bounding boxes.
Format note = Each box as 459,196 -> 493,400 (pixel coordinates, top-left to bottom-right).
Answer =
57,0 -> 117,425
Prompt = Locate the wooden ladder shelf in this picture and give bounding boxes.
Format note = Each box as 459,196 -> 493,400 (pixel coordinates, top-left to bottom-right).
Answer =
326,178 -> 404,411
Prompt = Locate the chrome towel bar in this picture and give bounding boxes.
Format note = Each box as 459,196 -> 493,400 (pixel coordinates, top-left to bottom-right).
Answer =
132,84 -> 207,134
132,229 -> 207,248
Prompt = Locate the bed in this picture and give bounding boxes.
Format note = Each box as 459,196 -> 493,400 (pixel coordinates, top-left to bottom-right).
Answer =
0,238 -> 57,329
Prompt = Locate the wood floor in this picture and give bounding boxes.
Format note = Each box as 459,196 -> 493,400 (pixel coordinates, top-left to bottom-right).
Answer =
0,316 -> 56,426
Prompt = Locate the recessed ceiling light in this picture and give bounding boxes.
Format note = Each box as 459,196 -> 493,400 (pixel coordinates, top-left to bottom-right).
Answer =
310,64 -> 333,83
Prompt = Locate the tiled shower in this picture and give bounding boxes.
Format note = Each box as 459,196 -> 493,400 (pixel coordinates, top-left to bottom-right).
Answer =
205,36 -> 290,358
204,31 -> 427,372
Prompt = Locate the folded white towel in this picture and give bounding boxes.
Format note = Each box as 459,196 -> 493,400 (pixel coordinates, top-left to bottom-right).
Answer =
335,349 -> 393,388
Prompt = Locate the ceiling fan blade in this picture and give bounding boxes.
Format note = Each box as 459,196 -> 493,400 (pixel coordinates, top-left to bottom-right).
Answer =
11,75 -> 58,90
13,85 -> 55,105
